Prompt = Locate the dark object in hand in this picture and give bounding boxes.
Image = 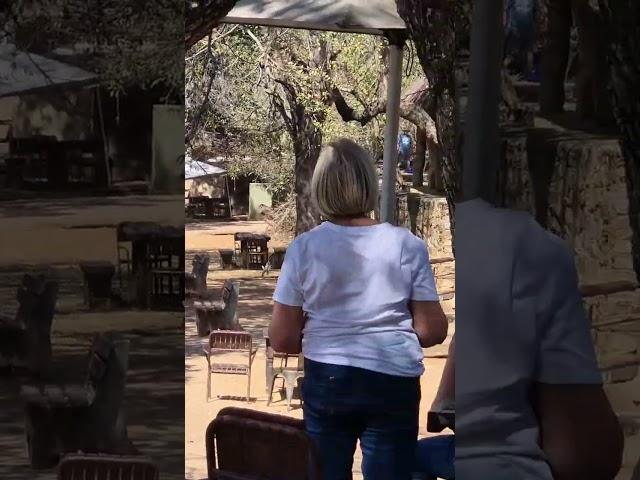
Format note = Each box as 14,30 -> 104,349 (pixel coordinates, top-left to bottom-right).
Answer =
427,409 -> 455,433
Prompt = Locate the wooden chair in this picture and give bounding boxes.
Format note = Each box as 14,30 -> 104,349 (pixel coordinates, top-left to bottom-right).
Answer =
194,280 -> 241,336
147,237 -> 184,311
57,453 -> 159,480
21,333 -> 135,469
204,331 -> 256,402
206,407 -> 322,480
0,274 -> 58,375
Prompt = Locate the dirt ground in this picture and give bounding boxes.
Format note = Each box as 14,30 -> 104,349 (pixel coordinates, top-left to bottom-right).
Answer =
0,195 -> 182,265
185,219 -> 453,480
0,194 -> 185,479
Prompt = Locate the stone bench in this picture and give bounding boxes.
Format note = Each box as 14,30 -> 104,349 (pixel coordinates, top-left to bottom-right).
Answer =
21,333 -> 135,469
193,280 -> 241,336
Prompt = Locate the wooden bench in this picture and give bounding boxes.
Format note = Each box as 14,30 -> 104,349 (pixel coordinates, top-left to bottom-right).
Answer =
21,333 -> 135,469
193,280 -> 241,336
0,274 -> 58,375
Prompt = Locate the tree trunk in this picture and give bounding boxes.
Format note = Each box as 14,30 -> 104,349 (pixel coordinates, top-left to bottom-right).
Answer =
185,0 -> 237,48
412,127 -> 427,187
396,0 -> 462,240
598,0 -> 640,283
292,122 -> 322,235
427,136 -> 443,192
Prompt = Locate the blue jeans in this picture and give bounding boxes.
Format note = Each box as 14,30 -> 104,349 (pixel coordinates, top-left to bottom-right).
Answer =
415,435 -> 455,479
302,359 -> 421,480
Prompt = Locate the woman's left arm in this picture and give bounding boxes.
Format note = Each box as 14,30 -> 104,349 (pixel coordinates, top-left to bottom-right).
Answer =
270,302 -> 305,354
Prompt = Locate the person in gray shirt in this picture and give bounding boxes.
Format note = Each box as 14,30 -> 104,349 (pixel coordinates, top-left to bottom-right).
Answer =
455,198 -> 623,480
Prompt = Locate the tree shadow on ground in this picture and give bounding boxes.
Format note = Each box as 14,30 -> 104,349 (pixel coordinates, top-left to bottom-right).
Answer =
184,277 -> 276,363
0,329 -> 184,480
0,195 -> 180,220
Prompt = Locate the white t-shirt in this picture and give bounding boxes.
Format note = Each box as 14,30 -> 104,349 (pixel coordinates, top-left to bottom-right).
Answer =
273,221 -> 439,378
455,199 -> 602,480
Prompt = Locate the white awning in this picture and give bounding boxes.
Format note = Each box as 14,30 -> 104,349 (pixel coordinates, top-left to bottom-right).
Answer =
0,44 -> 98,98
222,0 -> 406,34
185,159 -> 227,179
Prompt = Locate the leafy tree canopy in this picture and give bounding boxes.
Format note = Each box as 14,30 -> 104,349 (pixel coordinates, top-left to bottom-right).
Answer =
185,25 -> 423,199
1,0 -> 183,99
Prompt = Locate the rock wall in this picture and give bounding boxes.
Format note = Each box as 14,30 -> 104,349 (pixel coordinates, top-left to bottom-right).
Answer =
397,194 -> 455,315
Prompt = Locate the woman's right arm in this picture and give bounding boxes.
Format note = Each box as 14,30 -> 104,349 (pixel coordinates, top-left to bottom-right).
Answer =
527,232 -> 623,479
534,383 -> 623,480
410,300 -> 448,348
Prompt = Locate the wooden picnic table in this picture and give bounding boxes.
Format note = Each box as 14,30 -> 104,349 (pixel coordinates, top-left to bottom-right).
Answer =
234,233 -> 270,269
117,222 -> 184,309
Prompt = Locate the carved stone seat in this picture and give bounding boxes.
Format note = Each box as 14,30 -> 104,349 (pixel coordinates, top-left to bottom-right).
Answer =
21,383 -> 97,408
185,253 -> 210,298
0,274 -> 58,375
193,280 -> 241,336
20,333 -> 135,469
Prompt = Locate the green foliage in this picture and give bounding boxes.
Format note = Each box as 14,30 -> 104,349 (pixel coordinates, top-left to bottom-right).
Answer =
186,26 -> 423,195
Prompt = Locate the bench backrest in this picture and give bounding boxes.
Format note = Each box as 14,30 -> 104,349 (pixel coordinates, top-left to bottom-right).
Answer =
84,333 -> 130,451
220,280 -> 240,330
15,274 -> 58,338
85,334 -> 129,407
190,253 -> 210,292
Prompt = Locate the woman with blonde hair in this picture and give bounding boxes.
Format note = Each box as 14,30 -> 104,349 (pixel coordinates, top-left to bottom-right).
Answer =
269,138 -> 448,480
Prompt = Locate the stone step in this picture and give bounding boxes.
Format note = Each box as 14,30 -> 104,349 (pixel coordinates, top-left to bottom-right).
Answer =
513,80 -> 576,105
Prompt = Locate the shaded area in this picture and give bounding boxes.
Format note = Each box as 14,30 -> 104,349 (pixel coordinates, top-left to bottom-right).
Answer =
0,328 -> 184,480
0,195 -> 182,222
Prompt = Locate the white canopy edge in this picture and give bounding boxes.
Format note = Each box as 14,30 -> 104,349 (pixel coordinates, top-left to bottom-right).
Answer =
222,0 -> 406,35
185,159 -> 227,179
0,44 -> 98,98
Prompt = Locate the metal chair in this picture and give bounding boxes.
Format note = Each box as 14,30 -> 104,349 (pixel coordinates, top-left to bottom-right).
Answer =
57,453 -> 158,480
264,328 -> 304,411
204,331 -> 256,401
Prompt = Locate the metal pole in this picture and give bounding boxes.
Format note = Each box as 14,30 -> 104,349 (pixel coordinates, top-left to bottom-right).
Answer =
380,34 -> 405,224
461,0 -> 505,202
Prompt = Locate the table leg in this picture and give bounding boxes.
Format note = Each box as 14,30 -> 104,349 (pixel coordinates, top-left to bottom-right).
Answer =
265,357 -> 273,396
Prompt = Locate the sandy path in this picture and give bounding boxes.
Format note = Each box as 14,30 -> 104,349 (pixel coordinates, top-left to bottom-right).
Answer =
0,318 -> 184,480
185,220 -> 452,480
0,195 -> 182,265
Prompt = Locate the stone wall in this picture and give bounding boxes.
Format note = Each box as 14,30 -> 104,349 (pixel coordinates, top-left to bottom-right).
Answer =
396,193 -> 455,316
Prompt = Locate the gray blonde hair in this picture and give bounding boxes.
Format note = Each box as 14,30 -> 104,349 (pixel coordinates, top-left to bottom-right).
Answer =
311,138 -> 379,219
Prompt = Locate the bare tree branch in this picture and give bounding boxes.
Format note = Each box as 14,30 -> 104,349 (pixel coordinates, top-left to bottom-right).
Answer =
330,81 -> 438,145
185,32 -> 216,147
